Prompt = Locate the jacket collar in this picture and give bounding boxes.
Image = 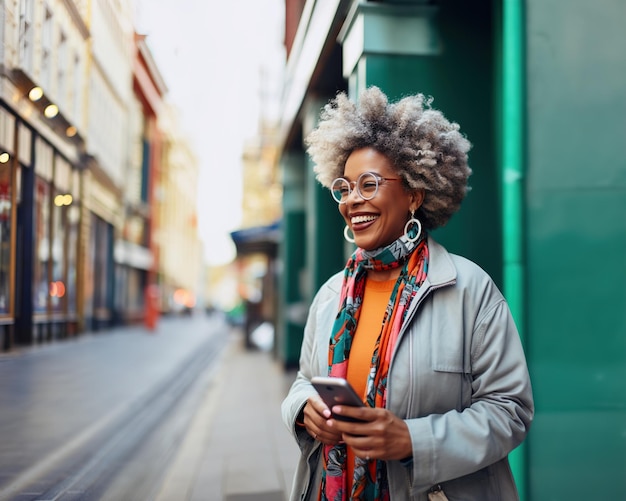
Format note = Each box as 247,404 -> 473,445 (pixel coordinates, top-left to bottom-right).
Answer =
425,234 -> 457,288
398,235 -> 456,326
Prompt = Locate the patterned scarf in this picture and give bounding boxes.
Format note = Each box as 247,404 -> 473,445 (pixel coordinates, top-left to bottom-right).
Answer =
320,230 -> 429,501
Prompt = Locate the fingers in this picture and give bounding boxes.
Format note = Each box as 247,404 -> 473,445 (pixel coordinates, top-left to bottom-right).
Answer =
302,397 -> 342,444
310,424 -> 343,444
308,395 -> 332,419
330,404 -> 373,423
326,407 -> 413,461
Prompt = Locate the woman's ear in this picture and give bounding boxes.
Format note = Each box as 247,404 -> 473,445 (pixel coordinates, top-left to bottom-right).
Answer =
410,189 -> 425,213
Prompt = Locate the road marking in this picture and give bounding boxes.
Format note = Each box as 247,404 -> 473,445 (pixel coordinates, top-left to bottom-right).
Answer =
0,401 -> 133,499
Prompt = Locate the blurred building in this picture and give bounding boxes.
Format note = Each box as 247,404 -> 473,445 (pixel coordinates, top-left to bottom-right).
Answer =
157,103 -> 203,315
241,133 -> 282,228
113,32 -> 166,324
83,0 -> 135,329
228,3 -> 285,348
230,126 -> 283,348
276,0 -> 625,499
0,0 -> 92,345
0,0 -> 204,348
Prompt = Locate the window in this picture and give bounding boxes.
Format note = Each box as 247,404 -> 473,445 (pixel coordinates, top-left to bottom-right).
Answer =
33,153 -> 80,316
18,0 -> 35,72
51,157 -> 71,313
65,203 -> 79,314
57,30 -> 68,108
72,53 -> 82,121
50,189 -> 65,312
0,160 -> 12,315
41,6 -> 53,90
33,178 -> 51,313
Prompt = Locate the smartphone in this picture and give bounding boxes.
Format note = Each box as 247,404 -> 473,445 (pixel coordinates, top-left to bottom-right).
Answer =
311,376 -> 364,421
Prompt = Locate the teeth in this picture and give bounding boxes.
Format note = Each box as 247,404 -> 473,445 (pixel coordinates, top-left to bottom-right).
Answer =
351,215 -> 378,224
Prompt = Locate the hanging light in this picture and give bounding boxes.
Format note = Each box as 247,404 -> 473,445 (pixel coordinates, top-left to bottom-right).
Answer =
44,104 -> 59,118
29,86 -> 44,101
54,194 -> 73,206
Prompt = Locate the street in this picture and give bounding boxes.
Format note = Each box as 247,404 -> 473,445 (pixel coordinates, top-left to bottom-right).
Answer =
0,314 -> 232,501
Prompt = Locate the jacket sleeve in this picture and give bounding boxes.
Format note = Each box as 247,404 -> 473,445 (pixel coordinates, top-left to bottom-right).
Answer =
406,299 -> 534,493
281,287 -> 325,450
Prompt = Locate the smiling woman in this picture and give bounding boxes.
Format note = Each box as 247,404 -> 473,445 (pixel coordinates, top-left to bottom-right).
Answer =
281,87 -> 534,501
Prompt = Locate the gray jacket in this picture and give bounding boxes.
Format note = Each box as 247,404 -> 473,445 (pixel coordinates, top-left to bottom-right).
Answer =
281,236 -> 534,500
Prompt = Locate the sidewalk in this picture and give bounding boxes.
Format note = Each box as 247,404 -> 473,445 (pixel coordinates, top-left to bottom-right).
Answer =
154,330 -> 301,501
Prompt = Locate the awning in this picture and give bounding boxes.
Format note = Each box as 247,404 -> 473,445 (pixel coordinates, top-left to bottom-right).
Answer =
230,220 -> 281,257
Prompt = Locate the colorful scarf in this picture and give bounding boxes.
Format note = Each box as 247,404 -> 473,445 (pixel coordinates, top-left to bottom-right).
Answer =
320,230 -> 429,501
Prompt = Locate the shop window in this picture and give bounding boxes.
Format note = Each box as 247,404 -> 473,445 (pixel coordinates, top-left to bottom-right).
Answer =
66,205 -> 79,314
92,214 -> 112,320
34,186 -> 81,317
0,160 -> 11,315
50,192 -> 65,312
33,178 -> 50,313
126,267 -> 146,316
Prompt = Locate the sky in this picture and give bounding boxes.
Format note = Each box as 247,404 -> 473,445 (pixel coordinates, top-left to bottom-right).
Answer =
133,0 -> 285,266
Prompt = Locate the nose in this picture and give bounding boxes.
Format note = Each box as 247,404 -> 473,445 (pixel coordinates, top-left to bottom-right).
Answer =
346,182 -> 363,203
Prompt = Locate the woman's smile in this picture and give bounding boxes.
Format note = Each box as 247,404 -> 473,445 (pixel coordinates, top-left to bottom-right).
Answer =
350,213 -> 379,228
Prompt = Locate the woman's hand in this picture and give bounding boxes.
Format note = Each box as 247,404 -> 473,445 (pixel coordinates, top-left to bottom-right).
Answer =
301,395 -> 343,445
327,405 -> 413,461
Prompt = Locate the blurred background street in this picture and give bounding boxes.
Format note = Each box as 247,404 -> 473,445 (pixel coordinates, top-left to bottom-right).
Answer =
0,0 -> 624,499
0,314 -> 298,500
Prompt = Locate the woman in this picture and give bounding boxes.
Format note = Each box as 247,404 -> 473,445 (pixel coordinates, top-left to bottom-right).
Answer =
281,87 -> 533,501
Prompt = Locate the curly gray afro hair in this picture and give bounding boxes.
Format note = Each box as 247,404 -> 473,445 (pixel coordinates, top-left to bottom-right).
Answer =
305,86 -> 472,230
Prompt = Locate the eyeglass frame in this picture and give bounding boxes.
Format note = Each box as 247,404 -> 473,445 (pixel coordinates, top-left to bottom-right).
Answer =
330,171 -> 402,204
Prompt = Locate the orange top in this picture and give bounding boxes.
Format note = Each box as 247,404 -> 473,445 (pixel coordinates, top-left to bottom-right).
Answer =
345,277 -> 396,490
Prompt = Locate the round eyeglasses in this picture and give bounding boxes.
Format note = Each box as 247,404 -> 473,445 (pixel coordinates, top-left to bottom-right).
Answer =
330,172 -> 401,204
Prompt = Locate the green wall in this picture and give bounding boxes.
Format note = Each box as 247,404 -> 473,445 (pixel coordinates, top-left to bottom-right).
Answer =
280,152 -> 308,367
343,0 -> 528,492
525,0 -> 626,498
305,152 -> 346,299
279,0 -> 626,495
351,0 -> 502,283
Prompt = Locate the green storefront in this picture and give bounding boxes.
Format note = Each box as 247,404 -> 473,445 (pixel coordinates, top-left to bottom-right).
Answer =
277,0 -> 626,498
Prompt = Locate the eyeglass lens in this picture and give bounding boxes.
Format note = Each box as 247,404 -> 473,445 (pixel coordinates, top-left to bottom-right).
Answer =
331,172 -> 380,203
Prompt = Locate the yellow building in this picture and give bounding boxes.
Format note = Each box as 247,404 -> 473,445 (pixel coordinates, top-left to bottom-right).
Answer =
156,104 -> 203,314
241,130 -> 282,228
227,121 -> 283,347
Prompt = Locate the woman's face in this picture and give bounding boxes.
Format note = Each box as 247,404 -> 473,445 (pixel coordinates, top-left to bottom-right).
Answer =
339,147 -> 421,251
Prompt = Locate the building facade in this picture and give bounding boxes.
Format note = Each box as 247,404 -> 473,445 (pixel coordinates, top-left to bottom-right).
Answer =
0,0 -> 90,345
111,32 -> 166,324
276,0 -> 626,499
0,0 -> 204,347
229,3 -> 285,348
83,0 -> 135,330
229,127 -> 283,347
157,103 -> 203,315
